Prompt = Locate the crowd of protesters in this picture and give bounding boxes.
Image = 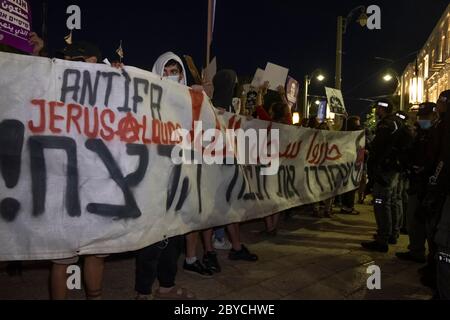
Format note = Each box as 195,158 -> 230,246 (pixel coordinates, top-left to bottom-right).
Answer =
1,30 -> 450,301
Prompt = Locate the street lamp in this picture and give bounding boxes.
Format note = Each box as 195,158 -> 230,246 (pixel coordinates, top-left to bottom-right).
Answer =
409,59 -> 424,107
303,69 -> 325,119
382,69 -> 404,111
335,6 -> 366,90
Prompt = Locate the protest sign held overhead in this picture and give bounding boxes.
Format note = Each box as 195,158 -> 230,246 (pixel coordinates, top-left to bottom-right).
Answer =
286,76 -> 299,111
0,0 -> 33,54
251,68 -> 265,88
262,62 -> 289,91
325,87 -> 346,115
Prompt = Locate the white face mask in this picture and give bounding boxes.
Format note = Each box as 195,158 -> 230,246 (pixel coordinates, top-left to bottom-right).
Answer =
164,75 -> 181,83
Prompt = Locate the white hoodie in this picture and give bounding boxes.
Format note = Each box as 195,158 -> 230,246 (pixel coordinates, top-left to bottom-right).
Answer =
152,51 -> 187,86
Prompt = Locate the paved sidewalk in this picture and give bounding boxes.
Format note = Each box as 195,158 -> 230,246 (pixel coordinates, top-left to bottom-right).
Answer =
0,201 -> 433,300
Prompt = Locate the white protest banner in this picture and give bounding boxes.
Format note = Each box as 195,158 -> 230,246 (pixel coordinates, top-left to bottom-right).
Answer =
262,62 -> 289,91
0,52 -> 365,261
325,87 -> 346,115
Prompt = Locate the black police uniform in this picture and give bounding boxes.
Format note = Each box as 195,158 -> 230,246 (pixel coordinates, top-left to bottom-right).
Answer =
369,113 -> 403,245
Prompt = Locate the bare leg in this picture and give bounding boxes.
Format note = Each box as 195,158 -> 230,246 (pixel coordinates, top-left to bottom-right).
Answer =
272,214 -> 280,230
202,229 -> 214,253
264,216 -> 273,231
358,173 -> 367,203
84,256 -> 105,300
227,223 -> 242,251
324,198 -> 334,216
185,232 -> 199,259
50,263 -> 68,300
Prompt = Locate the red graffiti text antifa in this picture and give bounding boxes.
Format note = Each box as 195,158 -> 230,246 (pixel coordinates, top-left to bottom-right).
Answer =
27,68 -> 186,144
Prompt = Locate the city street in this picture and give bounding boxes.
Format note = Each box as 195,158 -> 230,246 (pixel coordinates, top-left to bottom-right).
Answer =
0,200 -> 433,300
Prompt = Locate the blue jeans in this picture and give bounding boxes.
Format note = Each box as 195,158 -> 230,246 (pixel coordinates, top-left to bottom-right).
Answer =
214,228 -> 226,241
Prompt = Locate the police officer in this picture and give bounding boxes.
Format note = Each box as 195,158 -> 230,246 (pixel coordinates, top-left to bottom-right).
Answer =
396,102 -> 436,264
431,90 -> 450,299
416,91 -> 449,293
362,100 -> 403,252
393,110 -> 413,235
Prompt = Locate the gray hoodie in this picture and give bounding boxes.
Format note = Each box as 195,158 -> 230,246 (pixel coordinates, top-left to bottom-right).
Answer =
152,51 -> 187,86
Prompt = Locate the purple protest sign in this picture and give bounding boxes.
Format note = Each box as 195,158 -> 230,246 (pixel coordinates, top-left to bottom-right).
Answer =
0,0 -> 33,54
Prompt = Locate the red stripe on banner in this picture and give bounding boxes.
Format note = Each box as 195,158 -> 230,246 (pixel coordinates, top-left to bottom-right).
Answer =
189,89 -> 204,130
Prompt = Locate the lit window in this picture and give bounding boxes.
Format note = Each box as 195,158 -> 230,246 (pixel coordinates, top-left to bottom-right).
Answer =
424,54 -> 429,79
448,30 -> 450,56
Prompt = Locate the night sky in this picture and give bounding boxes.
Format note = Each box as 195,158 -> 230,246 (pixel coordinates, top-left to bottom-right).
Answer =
29,0 -> 449,118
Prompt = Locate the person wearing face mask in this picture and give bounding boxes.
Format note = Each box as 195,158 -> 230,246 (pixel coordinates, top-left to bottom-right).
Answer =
152,52 -> 187,85
393,111 -> 414,235
425,90 -> 450,299
396,102 -> 436,265
434,90 -> 450,299
134,52 -> 196,300
362,100 -> 404,252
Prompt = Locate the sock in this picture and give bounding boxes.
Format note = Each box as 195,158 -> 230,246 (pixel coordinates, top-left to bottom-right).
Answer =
186,257 -> 197,264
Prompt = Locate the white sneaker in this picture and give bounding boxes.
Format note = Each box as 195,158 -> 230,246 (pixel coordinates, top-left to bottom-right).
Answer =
213,238 -> 232,250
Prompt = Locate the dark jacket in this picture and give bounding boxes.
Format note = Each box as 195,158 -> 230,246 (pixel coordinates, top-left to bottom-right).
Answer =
212,70 -> 237,113
368,114 -> 401,173
406,127 -> 433,197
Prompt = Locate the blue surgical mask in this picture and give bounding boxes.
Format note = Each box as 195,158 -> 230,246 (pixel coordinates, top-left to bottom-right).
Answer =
164,75 -> 181,83
417,120 -> 432,130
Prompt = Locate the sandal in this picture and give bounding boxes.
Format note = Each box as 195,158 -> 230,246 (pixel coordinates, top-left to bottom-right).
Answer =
153,287 -> 196,300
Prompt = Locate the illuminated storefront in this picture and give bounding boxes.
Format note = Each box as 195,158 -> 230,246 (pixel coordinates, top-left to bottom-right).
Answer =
400,4 -> 450,110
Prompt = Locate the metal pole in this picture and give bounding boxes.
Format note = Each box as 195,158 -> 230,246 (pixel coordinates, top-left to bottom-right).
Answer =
304,75 -> 309,120
335,16 -> 343,90
399,76 -> 404,111
41,0 -> 48,46
206,0 -> 212,67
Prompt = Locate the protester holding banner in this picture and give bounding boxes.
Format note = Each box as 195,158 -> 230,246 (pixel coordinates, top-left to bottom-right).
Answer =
134,51 -> 196,299
313,122 -> 335,218
210,70 -> 258,261
49,41 -> 107,300
340,116 -> 362,215
262,98 -> 293,231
